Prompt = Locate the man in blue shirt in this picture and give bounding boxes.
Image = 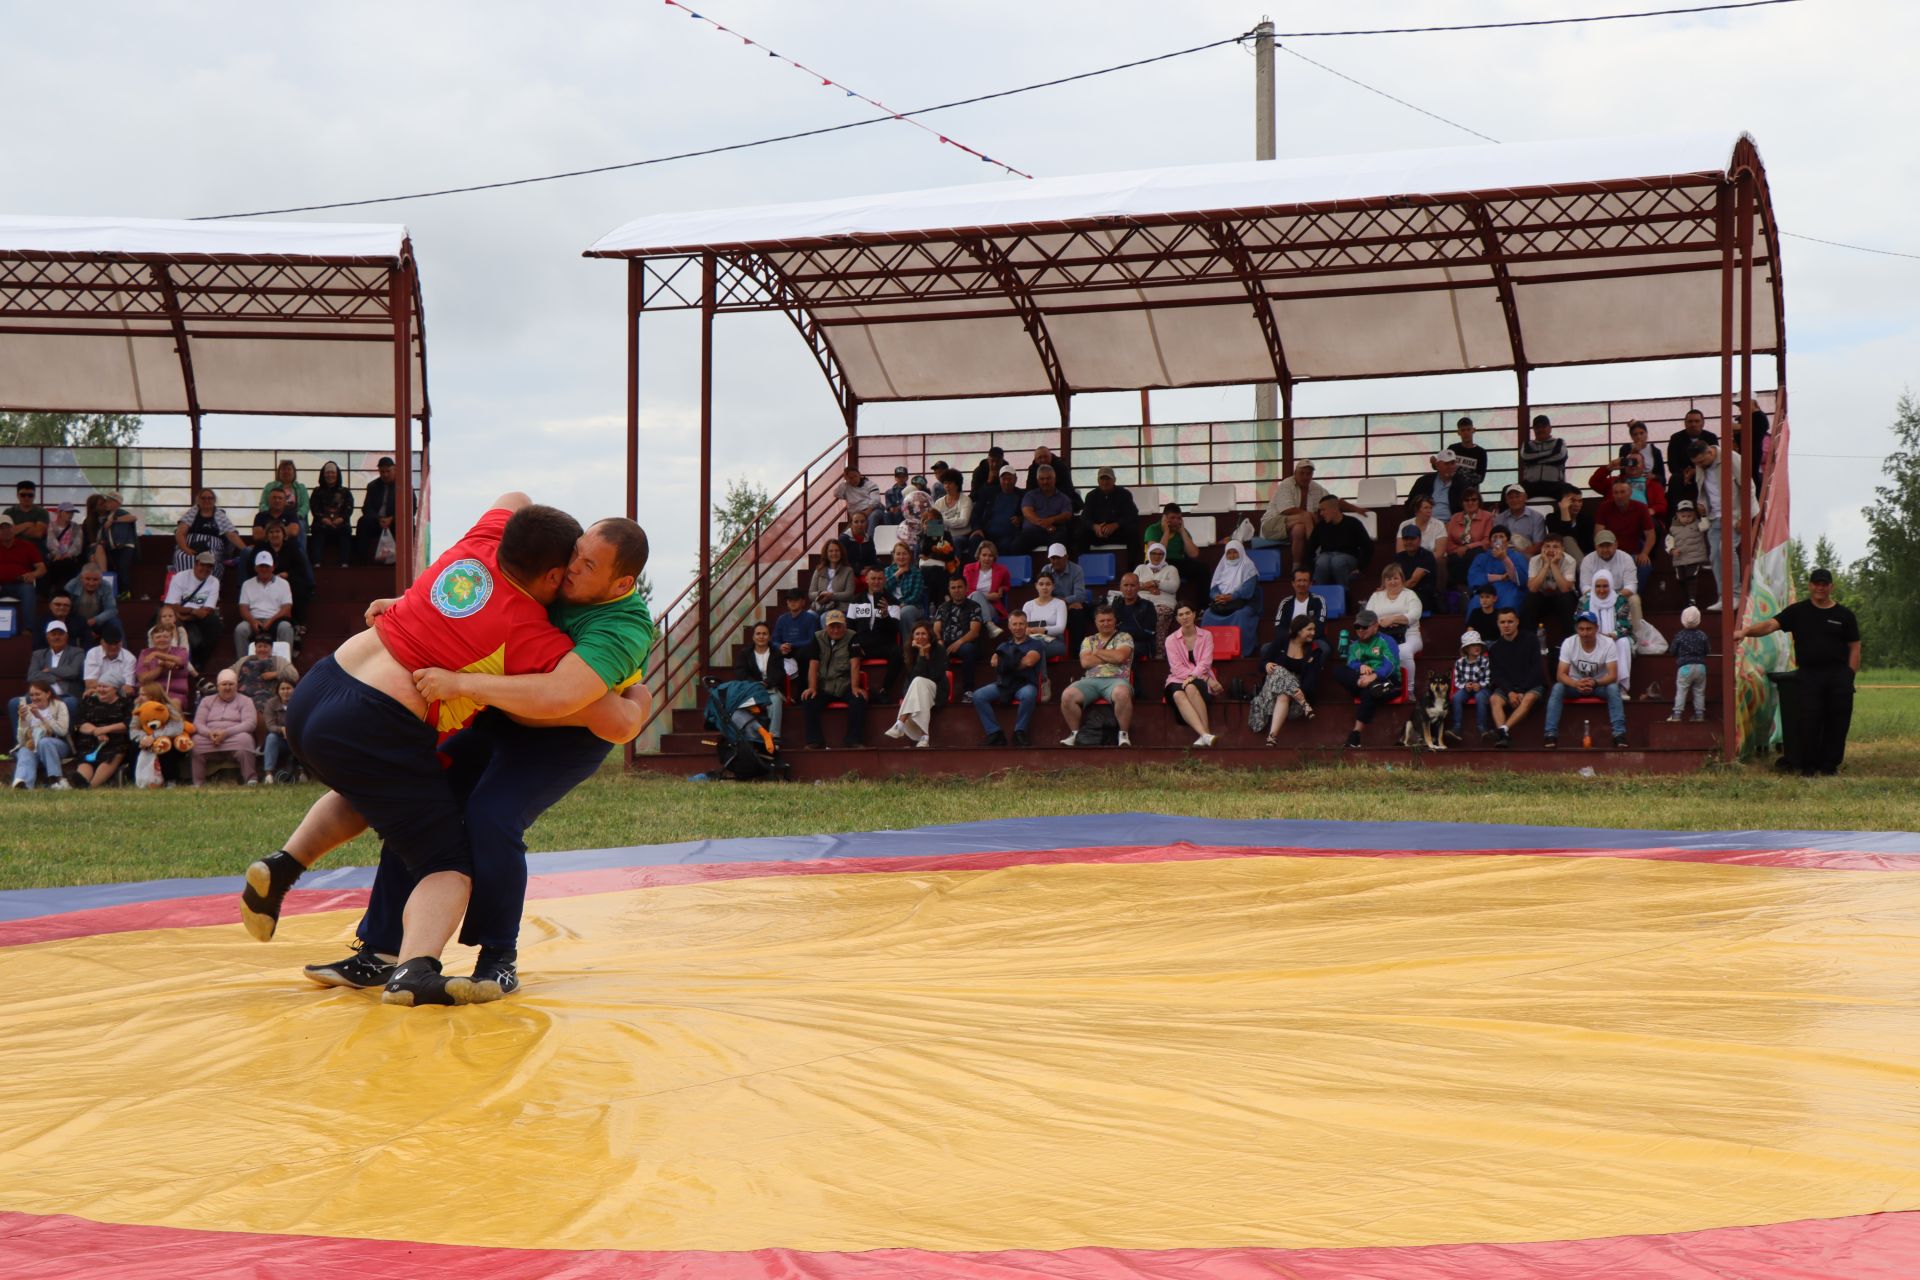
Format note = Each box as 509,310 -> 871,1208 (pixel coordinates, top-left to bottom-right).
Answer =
1020,466 -> 1076,554
981,470 -> 1027,552
972,610 -> 1046,746
770,590 -> 821,682
1467,528 -> 1530,614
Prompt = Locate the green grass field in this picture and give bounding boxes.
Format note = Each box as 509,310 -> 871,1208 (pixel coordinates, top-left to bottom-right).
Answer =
5,676 -> 1916,892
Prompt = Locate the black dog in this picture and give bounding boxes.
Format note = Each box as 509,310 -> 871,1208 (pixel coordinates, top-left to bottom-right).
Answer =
1402,670 -> 1451,751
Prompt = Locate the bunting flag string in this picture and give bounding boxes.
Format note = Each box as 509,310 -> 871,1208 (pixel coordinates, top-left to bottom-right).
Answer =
662,0 -> 1034,179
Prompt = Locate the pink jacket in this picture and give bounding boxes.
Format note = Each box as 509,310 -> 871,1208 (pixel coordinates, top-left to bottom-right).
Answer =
1164,626 -> 1215,685
192,691 -> 258,746
963,562 -> 1012,620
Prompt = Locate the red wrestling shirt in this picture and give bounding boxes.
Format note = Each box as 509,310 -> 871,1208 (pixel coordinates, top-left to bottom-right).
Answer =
374,507 -> 573,733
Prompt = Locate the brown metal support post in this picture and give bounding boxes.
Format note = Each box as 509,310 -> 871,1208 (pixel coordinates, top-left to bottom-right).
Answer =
626,260 -> 641,523
1516,368 -> 1530,484
698,252 -> 716,674
1280,379 -> 1295,474
390,264 -> 415,594
1716,184 -> 1737,756
1737,172 -> 1756,552
189,414 -> 203,496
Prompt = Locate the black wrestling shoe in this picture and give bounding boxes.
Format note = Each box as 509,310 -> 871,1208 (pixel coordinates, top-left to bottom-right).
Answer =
303,943 -> 397,990
240,851 -> 305,942
381,956 -> 457,1007
445,946 -> 519,1005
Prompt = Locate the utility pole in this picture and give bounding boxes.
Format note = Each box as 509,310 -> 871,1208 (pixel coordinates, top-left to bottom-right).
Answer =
1253,18 -> 1277,432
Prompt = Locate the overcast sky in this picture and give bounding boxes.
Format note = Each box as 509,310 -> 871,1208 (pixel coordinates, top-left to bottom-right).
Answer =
9,0 -> 1914,594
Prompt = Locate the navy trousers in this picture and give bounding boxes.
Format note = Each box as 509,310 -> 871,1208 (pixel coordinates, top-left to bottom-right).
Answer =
356,711 -> 613,954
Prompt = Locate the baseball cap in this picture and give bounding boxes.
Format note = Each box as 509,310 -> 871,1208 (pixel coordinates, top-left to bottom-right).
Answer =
893,465 -> 909,476
195,550 -> 217,565
1502,483 -> 1526,499
1809,567 -> 1834,584
44,619 -> 66,633
15,479 -> 35,490
823,610 -> 847,625
1575,610 -> 1599,626
1096,465 -> 1116,480
1047,542 -> 1068,558
1675,499 -> 1696,512
254,551 -> 275,567
1353,609 -> 1379,628
0,515 -> 13,528
54,501 -> 77,514
1433,448 -> 1458,464
1398,523 -> 1420,538
1594,527 -> 1618,545
1459,629 -> 1484,649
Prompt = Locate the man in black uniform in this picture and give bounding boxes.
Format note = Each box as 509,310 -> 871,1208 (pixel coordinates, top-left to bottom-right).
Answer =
1735,567 -> 1861,776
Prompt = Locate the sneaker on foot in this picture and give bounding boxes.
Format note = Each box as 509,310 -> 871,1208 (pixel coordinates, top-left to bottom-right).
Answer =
241,851 -> 305,942
1345,730 -> 1362,749
1012,730 -> 1030,747
1666,713 -> 1683,723
913,736 -> 931,749
1542,734 -> 1558,749
984,731 -> 1007,747
304,943 -> 397,989
1480,729 -> 1499,745
1059,733 -> 1078,747
1117,731 -> 1132,748
1495,729 -> 1512,749
1705,600 -> 1722,612
381,956 -> 458,1007
445,946 -> 518,1004
883,722 -> 908,740
49,779 -> 71,790
1613,733 -> 1630,748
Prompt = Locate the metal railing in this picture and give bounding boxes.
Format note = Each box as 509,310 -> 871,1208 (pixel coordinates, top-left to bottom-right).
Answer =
634,438 -> 849,751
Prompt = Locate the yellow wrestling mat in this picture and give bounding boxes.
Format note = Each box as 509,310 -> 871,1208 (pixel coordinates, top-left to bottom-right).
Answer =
3,852 -> 1918,1254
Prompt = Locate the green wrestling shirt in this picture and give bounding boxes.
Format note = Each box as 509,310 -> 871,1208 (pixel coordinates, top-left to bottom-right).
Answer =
551,587 -> 655,692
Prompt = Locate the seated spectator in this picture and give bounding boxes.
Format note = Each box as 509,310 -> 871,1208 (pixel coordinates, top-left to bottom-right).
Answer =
845,566 -> 902,700
1450,630 -> 1493,742
1666,409 -> 1717,494
84,491 -> 140,589
1442,489 -> 1494,589
153,602 -> 190,651
65,564 -> 119,638
257,459 -> 310,536
1619,420 -> 1667,488
138,620 -> 194,710
1081,467 -> 1140,562
1590,477 -> 1658,570
1467,528 -> 1529,616
38,591 -> 89,649
876,465 -> 911,528
192,669 -> 259,785
1464,582 -> 1502,646
1544,486 -> 1590,559
839,511 -> 879,574
772,590 -> 822,683
973,610 -> 1044,746
1486,607 -> 1545,746
131,681 -> 187,788
802,611 -> 868,749
1405,495 -> 1449,557
250,482 -> 309,586
1059,604 -> 1135,748
6,480 -> 48,548
1261,460 -> 1351,569
1163,604 -> 1224,748
1027,444 -> 1082,511
1492,484 -> 1546,552
308,460 -> 355,568
84,623 -> 137,699
809,538 -> 856,613
20,619 -> 84,727
932,574 -> 986,694
164,550 -> 224,671
1023,572 -> 1070,699
1332,609 -> 1399,749
1578,528 -> 1643,628
45,503 -> 85,590
1364,563 -> 1424,696
1392,523 -> 1440,615
172,487 -> 247,578
1451,417 -> 1490,489
979,469 -> 1027,553
1588,453 -> 1667,524
1252,614 -> 1322,744
1519,414 -> 1569,499
963,541 -> 1012,637
1141,505 -> 1204,597
733,621 -> 786,742
0,514 -> 46,630
885,622 -> 948,747
354,455 -> 399,563
11,678 -> 70,790
261,675 -> 299,782
1201,540 -> 1260,656
1527,533 -> 1580,644
1405,449 -> 1470,524
932,472 -> 977,559
1042,543 -> 1090,644
1135,542 -> 1181,644
1665,500 -> 1710,609
1544,611 -> 1628,748
235,551 -> 296,653
1668,605 -> 1709,724
73,677 -> 133,788
968,445 -> 1010,503
1274,564 -> 1328,641
836,465 -> 886,529
1307,496 -> 1373,590
1579,570 -> 1636,697
884,541 -> 927,637
229,634 -> 298,710
1020,465 -> 1077,554
257,520 -> 312,630
1109,573 -> 1160,661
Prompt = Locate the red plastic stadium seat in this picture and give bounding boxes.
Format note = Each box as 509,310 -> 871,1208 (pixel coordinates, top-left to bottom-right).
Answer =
1202,625 -> 1241,661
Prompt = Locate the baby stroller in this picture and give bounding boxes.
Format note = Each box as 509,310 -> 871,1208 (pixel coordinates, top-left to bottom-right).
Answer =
702,680 -> 788,782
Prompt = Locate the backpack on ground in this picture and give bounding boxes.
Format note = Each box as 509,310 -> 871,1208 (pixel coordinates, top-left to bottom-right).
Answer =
1075,701 -> 1119,747
702,680 -> 787,781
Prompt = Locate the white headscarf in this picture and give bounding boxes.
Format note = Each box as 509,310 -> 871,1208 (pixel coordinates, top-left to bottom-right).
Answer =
1145,541 -> 1167,565
1210,539 -> 1257,597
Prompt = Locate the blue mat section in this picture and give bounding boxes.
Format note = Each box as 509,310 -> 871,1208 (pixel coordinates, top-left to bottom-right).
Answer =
7,814 -> 1919,924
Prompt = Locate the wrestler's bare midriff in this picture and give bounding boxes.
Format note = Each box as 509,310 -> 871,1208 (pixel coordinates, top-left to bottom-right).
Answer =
331,627 -> 430,720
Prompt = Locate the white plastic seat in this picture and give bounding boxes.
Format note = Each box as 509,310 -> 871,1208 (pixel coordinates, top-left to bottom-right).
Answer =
1355,476 -> 1399,508
872,523 -> 900,557
1192,482 -> 1238,514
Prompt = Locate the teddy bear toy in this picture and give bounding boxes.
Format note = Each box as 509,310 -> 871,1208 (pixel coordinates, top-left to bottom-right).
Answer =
134,699 -> 196,754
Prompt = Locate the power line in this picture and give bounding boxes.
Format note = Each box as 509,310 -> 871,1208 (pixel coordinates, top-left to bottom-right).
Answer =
1278,46 -> 1501,144
1273,0 -> 1801,38
1780,231 -> 1920,261
195,32 -> 1249,219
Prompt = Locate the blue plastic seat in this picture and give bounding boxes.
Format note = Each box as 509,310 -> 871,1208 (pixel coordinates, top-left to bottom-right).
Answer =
1001,554 -> 1033,587
1248,547 -> 1283,581
1310,584 -> 1346,618
1079,552 -> 1116,586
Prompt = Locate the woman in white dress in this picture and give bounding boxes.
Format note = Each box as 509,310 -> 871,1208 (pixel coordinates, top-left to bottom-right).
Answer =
1363,561 -> 1424,697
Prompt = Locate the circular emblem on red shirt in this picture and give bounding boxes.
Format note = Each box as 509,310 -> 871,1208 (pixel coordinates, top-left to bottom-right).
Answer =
429,558 -> 493,619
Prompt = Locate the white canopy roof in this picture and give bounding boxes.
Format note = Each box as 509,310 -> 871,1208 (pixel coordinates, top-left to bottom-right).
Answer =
589,134 -> 1782,406
0,215 -> 427,418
